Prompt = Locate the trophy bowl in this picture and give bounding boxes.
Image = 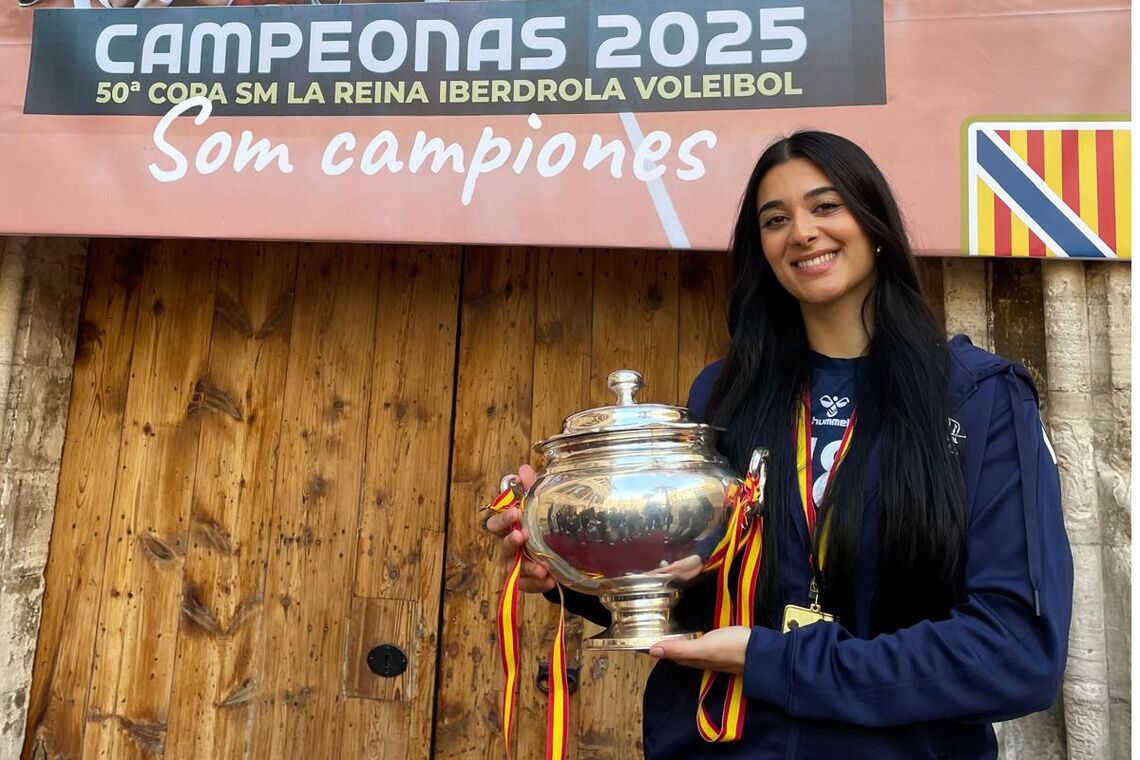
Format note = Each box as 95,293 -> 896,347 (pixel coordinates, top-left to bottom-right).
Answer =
519,369 -> 754,651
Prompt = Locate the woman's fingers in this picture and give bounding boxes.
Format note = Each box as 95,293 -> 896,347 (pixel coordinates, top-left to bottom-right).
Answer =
485,506 -> 521,537
498,528 -> 551,577
485,466 -> 532,538
500,546 -> 556,594
485,474 -> 554,595
518,575 -> 557,594
648,626 -> 750,675
647,555 -> 704,582
522,558 -> 549,579
523,560 -> 555,596
500,526 -> 527,558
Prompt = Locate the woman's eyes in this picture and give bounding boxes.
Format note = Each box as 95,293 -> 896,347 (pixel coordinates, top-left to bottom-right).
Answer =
760,201 -> 843,228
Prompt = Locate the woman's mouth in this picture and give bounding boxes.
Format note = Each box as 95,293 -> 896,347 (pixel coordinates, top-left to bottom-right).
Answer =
794,251 -> 838,271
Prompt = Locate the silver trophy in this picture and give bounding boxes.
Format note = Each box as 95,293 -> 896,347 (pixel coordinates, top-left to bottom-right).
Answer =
515,369 -> 766,651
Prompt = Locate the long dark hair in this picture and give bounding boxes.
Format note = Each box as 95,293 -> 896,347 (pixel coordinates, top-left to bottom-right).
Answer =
706,131 -> 966,634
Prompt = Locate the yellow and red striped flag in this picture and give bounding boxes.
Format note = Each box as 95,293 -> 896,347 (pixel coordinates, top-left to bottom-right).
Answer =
966,120 -> 1130,259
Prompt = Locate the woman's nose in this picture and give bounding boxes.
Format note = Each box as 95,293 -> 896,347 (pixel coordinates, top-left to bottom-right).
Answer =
788,212 -> 818,246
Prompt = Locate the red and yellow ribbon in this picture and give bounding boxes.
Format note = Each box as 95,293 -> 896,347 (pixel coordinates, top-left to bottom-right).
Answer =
697,383 -> 859,746
795,388 -> 857,571
487,482 -> 569,760
695,458 -> 765,742
546,585 -> 569,760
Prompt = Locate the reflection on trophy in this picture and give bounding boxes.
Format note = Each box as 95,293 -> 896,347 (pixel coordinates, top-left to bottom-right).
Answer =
518,369 -> 765,651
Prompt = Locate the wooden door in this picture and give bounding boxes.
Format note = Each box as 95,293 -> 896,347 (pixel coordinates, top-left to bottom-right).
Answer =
25,240 -> 461,760
26,242 -> 729,760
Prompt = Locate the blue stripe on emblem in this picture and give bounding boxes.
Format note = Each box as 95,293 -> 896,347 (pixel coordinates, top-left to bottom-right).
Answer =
976,130 -> 1105,258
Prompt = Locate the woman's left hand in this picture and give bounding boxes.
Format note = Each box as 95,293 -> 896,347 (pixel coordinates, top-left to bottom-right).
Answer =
648,626 -> 751,675
646,554 -> 704,582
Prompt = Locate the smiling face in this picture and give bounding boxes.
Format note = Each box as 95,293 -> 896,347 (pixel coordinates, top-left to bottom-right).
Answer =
755,157 -> 877,312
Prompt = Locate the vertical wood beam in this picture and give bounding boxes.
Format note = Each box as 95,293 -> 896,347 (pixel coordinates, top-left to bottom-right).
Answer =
576,249 -> 678,759
436,247 -> 536,760
23,240 -> 139,759
517,248 -> 593,760
346,244 -> 461,760
249,245 -> 381,760
83,240 -> 219,760
163,242 -> 297,759
677,250 -> 730,396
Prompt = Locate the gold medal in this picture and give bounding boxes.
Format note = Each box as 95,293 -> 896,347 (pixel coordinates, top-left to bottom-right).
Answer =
781,602 -> 836,632
781,578 -> 836,633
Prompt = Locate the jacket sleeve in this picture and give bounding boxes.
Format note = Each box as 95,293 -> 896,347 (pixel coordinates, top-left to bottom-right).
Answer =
686,360 -> 723,422
740,371 -> 1074,727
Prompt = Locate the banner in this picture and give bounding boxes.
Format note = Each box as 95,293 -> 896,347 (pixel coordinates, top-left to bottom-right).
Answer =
26,1 -> 885,116
0,0 -> 1131,256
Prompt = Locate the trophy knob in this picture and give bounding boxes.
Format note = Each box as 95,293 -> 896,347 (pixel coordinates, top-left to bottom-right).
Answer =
607,370 -> 643,406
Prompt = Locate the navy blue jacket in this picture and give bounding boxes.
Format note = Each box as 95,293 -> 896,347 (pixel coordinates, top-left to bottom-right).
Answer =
555,336 -> 1073,759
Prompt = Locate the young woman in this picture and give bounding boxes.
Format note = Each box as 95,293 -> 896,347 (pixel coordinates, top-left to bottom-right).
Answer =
488,131 -> 1072,759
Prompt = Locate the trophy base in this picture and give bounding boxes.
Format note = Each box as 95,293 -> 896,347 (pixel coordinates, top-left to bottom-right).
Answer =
584,581 -> 696,651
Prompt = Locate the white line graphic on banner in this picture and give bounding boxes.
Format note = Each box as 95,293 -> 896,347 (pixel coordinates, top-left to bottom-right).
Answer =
619,112 -> 691,249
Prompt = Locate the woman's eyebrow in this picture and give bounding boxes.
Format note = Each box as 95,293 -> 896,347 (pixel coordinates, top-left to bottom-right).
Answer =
758,186 -> 839,215
757,199 -> 783,215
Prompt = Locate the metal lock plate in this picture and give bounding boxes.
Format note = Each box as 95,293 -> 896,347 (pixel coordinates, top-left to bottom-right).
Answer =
367,644 -> 408,678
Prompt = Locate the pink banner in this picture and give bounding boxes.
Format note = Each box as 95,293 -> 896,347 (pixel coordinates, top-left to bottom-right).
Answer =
0,0 -> 1130,256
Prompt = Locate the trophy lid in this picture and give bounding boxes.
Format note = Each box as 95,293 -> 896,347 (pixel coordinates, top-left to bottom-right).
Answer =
558,370 -> 696,434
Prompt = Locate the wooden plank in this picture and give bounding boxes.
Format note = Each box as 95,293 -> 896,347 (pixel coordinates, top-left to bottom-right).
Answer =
677,250 -> 730,401
341,698 -> 410,760
343,244 -> 461,760
249,244 -> 381,760
578,249 -> 679,759
435,246 -> 536,760
339,524 -> 447,759
23,239 -> 145,759
343,597 -> 418,701
354,244 -> 460,598
516,247 -> 594,760
163,241 -> 298,760
590,250 -> 679,405
82,240 -> 220,760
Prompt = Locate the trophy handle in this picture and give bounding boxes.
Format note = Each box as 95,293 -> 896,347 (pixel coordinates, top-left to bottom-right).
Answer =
742,448 -> 769,527
500,473 -> 521,494
747,447 -> 769,480
479,474 -> 526,514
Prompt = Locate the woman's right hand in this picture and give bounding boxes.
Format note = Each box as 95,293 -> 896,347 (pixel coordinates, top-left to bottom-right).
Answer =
484,464 -> 556,594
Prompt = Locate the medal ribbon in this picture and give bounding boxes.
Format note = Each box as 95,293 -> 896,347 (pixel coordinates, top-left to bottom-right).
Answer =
695,453 -> 766,743
796,385 -> 857,573
487,482 -> 570,760
695,378 -> 859,744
